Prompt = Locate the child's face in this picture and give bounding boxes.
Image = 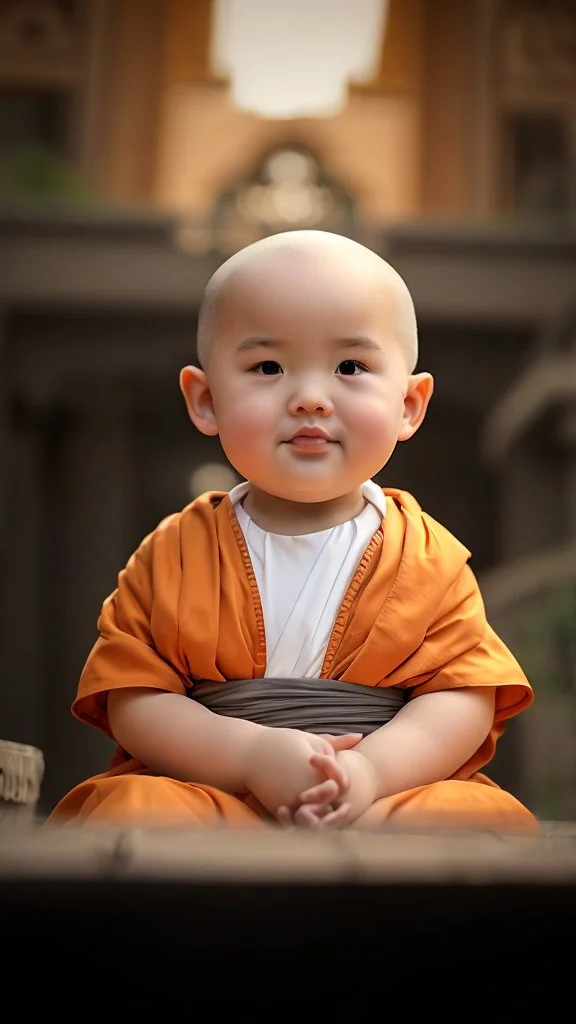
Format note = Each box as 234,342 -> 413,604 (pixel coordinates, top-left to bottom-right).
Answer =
183,251 -> 431,509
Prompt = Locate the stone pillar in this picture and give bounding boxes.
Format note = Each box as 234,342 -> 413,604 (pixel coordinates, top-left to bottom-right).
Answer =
39,378 -> 133,813
0,387 -> 45,754
0,311 -> 6,557
498,432 -> 566,563
557,402 -> 576,542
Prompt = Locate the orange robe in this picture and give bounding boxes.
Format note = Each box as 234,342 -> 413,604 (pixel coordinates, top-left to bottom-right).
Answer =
49,488 -> 537,830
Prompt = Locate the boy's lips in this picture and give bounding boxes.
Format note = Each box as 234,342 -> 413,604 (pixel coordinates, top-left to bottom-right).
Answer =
288,427 -> 334,442
285,426 -> 336,451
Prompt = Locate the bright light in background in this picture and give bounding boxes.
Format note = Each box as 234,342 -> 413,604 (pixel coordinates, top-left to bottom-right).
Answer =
212,0 -> 388,119
189,462 -> 240,498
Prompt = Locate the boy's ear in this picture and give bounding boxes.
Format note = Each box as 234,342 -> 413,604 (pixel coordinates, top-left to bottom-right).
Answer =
398,372 -> 434,442
179,365 -> 219,436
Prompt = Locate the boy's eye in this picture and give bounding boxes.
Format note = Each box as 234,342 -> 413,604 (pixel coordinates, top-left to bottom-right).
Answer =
337,359 -> 367,375
254,360 -> 283,375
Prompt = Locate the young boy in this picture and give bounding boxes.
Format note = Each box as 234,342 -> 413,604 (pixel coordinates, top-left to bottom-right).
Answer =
49,230 -> 537,831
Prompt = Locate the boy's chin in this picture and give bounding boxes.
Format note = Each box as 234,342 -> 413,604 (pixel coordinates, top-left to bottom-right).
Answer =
261,482 -> 362,505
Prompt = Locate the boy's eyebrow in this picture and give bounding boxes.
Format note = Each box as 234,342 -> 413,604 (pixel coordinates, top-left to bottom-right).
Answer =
334,336 -> 382,351
235,336 -> 382,352
236,337 -> 284,352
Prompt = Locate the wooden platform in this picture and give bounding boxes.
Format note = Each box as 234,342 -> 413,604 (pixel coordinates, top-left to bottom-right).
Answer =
1,822 -> 575,1017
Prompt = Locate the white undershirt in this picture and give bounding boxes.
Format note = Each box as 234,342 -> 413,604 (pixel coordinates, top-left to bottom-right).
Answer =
230,480 -> 386,678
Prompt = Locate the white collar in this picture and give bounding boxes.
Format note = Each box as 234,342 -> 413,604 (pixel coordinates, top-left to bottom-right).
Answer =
227,478 -> 387,520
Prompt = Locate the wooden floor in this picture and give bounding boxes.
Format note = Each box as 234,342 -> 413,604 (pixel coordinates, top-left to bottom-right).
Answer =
2,817 -> 576,881
1,821 -> 575,1017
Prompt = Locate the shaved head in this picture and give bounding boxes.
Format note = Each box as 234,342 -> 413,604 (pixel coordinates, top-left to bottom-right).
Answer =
197,230 -> 418,372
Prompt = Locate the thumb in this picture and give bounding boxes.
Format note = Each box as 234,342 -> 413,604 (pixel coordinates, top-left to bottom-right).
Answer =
320,733 -> 363,752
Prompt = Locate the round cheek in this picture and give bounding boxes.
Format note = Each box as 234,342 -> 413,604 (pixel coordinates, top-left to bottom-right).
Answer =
345,397 -> 399,447
213,391 -> 277,471
216,390 -> 276,436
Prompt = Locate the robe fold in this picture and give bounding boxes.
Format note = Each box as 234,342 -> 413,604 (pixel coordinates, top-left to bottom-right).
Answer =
49,488 -> 537,829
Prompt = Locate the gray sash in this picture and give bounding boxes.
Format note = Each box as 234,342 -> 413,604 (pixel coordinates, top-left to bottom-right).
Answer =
190,677 -> 407,736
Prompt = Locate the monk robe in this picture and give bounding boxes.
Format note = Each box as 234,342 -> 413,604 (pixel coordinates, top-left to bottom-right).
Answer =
48,488 -> 537,830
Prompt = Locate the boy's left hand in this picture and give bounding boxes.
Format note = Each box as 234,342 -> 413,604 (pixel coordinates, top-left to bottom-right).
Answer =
276,743 -> 351,829
277,741 -> 377,830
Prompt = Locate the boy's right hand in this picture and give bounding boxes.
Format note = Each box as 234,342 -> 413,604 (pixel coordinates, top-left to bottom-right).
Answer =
242,728 -> 361,817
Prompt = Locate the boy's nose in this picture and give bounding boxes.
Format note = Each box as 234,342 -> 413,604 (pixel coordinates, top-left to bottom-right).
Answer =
288,389 -> 334,416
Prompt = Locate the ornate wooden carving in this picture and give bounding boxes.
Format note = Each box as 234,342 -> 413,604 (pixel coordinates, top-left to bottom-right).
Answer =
0,0 -> 81,61
202,146 -> 355,254
500,0 -> 576,93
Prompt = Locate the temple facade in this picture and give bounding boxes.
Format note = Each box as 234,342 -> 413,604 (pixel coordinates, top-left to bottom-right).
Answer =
1,0 -> 575,814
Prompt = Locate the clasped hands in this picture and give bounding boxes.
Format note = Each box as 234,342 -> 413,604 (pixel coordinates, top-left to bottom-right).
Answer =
242,726 -> 378,830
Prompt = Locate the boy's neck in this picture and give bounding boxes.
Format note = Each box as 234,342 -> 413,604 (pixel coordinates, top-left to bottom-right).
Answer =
242,486 -> 365,536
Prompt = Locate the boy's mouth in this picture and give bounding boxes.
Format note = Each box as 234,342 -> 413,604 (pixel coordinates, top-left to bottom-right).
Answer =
286,426 -> 335,451
288,426 -> 334,442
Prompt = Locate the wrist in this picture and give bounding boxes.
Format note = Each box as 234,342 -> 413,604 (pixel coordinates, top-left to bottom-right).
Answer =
337,749 -> 379,812
239,723 -> 274,792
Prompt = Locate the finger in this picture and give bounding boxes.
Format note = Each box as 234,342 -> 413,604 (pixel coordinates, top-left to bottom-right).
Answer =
318,802 -> 350,829
308,752 -> 349,792
275,805 -> 294,828
295,802 -> 348,827
320,733 -> 363,751
298,778 -> 340,806
295,801 -> 350,828
317,737 -> 339,757
293,805 -> 324,829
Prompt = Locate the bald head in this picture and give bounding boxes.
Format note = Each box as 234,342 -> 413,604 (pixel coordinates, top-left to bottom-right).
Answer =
197,230 -> 418,372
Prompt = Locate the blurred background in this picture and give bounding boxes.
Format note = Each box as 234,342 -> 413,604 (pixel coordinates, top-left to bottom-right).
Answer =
0,0 -> 575,818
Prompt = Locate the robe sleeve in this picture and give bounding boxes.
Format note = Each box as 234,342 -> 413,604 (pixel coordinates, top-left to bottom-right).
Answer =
389,564 -> 533,778
72,515 -> 189,739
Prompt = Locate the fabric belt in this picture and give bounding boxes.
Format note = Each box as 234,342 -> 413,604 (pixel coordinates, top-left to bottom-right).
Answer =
190,677 -> 407,735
